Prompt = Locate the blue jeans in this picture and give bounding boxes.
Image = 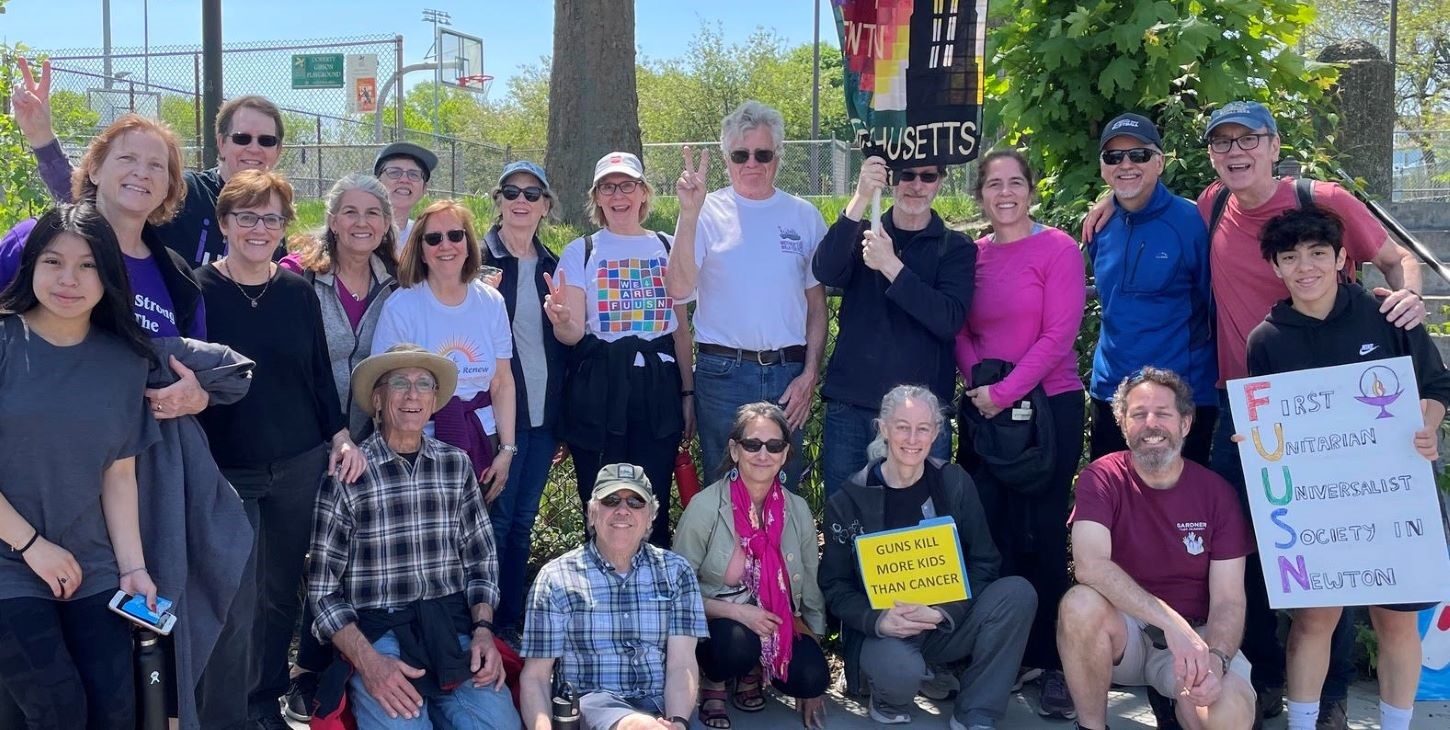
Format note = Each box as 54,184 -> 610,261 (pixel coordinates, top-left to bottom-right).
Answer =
488,425 -> 556,632
693,352 -> 806,488
821,399 -> 952,498
348,632 -> 520,730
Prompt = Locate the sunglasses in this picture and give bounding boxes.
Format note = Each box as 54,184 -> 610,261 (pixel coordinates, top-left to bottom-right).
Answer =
227,133 -> 280,148
600,493 -> 649,509
596,180 -> 641,196
737,437 -> 789,454
500,185 -> 548,202
381,166 -> 425,182
423,229 -> 467,246
898,170 -> 941,183
1100,148 -> 1157,165
729,149 -> 776,165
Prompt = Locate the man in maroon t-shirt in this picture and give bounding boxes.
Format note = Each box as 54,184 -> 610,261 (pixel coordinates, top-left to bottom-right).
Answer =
1058,368 -> 1255,730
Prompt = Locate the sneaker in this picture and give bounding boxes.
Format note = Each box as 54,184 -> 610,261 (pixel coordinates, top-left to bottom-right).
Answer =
1145,686 -> 1181,729
281,671 -> 319,722
1256,684 -> 1284,720
1037,670 -> 1077,720
252,714 -> 289,730
868,694 -> 912,724
949,717 -> 994,730
1316,698 -> 1348,730
920,667 -> 960,701
1012,666 -> 1044,692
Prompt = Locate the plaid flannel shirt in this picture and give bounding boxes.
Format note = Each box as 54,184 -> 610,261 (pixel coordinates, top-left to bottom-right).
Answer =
520,540 -> 708,700
307,432 -> 499,641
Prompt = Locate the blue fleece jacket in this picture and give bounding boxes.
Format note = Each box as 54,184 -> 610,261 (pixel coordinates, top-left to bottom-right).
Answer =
1087,182 -> 1217,405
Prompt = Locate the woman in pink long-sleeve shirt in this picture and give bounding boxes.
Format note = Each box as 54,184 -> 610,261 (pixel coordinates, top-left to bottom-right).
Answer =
954,149 -> 1086,716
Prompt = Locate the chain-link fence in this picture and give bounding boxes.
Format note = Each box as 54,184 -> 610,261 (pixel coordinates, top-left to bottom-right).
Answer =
1394,130 -> 1450,202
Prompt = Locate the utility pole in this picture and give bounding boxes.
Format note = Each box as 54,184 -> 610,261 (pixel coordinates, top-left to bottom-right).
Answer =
102,0 -> 113,88
810,0 -> 822,194
202,0 -> 222,168
422,8 -> 452,135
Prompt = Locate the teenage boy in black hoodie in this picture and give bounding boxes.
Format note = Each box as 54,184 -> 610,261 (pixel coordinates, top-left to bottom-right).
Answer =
1245,205 -> 1450,730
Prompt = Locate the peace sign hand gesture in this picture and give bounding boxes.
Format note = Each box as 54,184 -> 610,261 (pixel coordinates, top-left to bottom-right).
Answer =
677,145 -> 710,216
13,57 -> 58,148
542,270 -> 572,327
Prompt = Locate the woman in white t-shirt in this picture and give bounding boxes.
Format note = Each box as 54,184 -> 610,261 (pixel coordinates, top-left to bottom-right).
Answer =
545,151 -> 695,547
372,200 -> 517,498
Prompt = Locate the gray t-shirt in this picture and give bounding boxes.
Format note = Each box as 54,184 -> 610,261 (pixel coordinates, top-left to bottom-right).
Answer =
513,257 -> 548,427
0,315 -> 157,600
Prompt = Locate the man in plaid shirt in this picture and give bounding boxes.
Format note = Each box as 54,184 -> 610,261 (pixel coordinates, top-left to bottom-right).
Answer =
519,464 -> 709,730
306,345 -> 521,728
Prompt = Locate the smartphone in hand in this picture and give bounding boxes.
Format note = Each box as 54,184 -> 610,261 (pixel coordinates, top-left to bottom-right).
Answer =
107,590 -> 177,635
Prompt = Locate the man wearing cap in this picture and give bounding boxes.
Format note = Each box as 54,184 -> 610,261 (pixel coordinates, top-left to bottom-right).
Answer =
519,464 -> 709,730
305,343 -> 520,729
373,142 -> 439,247
1087,113 -> 1217,464
665,100 -> 828,487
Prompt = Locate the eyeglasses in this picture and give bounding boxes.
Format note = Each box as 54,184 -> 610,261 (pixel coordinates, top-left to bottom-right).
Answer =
599,493 -> 649,509
728,149 -> 776,165
227,133 -> 280,148
382,375 -> 438,393
1100,148 -> 1157,165
596,180 -> 641,196
898,170 -> 941,183
1207,133 -> 1271,153
737,437 -> 789,454
423,229 -> 467,246
381,166 -> 425,182
500,185 -> 548,202
227,211 -> 287,230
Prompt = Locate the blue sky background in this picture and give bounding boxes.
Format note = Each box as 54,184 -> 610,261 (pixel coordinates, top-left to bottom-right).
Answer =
2,0 -> 839,99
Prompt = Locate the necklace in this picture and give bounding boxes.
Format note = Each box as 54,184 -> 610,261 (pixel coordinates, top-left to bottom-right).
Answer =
222,259 -> 274,308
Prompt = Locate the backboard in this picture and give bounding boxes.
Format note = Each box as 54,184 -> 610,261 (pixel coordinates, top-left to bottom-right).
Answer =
438,28 -> 485,92
87,87 -> 162,127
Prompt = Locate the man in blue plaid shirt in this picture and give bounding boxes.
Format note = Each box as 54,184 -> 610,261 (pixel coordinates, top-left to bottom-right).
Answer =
306,345 -> 521,729
519,464 -> 709,730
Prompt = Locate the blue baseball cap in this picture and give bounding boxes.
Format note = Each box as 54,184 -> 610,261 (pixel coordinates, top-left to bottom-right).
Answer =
1099,113 -> 1163,150
1205,101 -> 1279,140
497,160 -> 552,195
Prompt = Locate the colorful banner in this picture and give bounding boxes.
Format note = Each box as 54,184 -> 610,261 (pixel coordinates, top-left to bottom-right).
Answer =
833,0 -> 990,168
1420,601 -> 1450,700
1227,357 -> 1450,609
855,517 -> 969,609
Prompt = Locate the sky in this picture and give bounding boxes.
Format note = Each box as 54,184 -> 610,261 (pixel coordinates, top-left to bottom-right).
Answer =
1,0 -> 840,102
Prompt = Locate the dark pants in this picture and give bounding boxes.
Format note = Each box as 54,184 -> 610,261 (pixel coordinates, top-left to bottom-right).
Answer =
571,430 -> 680,549
294,596 -> 332,674
696,618 -> 829,699
225,444 -> 328,719
1210,389 -> 1355,698
1088,398 -> 1217,466
194,532 -> 259,729
0,591 -> 136,729
958,390 -> 1085,671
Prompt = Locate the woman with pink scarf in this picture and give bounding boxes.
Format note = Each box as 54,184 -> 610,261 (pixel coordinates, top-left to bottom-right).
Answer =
674,403 -> 828,729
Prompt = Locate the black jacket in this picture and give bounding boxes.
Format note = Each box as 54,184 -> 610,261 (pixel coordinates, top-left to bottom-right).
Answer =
483,225 -> 566,430
560,335 -> 682,451
812,209 -> 974,409
1247,284 -> 1450,409
142,224 -> 205,339
156,168 -> 227,268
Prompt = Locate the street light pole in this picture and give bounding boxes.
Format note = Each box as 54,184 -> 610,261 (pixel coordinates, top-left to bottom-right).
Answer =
103,0 -> 113,88
810,0 -> 822,194
422,8 -> 452,135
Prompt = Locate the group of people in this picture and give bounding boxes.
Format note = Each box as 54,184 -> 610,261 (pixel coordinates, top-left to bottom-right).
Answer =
0,48 -> 1444,730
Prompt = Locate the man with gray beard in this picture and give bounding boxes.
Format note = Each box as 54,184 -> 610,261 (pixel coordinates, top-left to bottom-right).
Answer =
1055,368 -> 1258,730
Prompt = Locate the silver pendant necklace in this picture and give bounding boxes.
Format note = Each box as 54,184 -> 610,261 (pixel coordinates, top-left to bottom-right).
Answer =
223,260 -> 274,308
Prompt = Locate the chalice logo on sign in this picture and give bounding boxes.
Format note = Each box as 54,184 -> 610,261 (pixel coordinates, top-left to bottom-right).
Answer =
1353,365 -> 1403,419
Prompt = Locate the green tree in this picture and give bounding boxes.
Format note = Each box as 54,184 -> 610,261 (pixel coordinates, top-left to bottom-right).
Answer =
989,0 -> 1339,229
0,2 -> 53,230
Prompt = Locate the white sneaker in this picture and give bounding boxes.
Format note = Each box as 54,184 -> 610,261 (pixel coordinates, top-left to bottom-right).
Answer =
1011,666 -> 1044,692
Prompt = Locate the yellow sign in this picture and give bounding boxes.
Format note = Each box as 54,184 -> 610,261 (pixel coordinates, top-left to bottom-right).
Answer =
855,518 -> 969,610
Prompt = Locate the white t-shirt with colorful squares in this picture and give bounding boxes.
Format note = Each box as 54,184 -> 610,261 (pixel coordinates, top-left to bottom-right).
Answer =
557,229 -> 694,343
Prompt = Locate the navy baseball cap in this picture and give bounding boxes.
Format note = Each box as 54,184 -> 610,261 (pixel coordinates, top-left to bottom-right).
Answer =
1100,113 -> 1164,150
1205,101 -> 1279,140
497,160 -> 552,195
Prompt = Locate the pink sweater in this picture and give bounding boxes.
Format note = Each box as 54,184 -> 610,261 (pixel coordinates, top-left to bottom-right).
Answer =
954,226 -> 1086,409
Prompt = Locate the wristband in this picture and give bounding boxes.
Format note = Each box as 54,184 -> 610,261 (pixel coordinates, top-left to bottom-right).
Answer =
1208,648 -> 1231,675
473,618 -> 495,633
680,390 -> 694,397
119,567 -> 148,579
12,529 -> 38,554
498,443 -> 519,455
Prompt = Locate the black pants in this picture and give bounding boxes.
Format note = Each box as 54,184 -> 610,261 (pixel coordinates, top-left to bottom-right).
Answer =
1087,398 -> 1217,467
225,444 -> 328,719
957,390 -> 1085,671
696,618 -> 829,699
571,429 -> 681,549
0,591 -> 136,729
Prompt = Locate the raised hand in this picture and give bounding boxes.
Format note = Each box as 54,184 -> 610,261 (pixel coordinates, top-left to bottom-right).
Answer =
13,57 -> 57,148
677,145 -> 710,215
542,270 -> 572,328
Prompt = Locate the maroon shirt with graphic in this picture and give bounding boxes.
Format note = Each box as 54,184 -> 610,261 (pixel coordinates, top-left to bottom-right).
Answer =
1069,451 -> 1253,624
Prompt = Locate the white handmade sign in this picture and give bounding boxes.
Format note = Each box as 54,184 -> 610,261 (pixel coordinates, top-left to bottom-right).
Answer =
1228,356 -> 1450,609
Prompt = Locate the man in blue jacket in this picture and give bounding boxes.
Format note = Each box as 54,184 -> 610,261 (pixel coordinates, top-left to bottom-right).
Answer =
1087,113 -> 1218,464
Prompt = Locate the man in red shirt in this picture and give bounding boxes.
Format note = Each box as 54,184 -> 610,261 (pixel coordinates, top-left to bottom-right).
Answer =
1058,368 -> 1256,730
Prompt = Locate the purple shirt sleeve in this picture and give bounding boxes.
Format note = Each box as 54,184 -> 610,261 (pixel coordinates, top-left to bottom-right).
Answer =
34,140 -> 76,203
0,219 -> 39,292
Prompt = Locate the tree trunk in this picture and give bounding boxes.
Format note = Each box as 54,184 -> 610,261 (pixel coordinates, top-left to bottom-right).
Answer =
547,0 -> 642,229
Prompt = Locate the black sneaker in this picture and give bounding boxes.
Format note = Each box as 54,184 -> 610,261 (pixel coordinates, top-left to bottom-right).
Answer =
1037,670 -> 1076,720
1256,684 -> 1284,719
1316,698 -> 1348,730
281,671 -> 319,722
252,714 -> 289,730
1145,687 -> 1181,729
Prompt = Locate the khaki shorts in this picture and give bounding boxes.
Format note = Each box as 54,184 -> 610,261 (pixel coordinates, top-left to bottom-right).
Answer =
1110,612 -> 1251,696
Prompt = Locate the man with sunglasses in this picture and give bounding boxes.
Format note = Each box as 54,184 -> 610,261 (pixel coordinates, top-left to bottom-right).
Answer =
373,142 -> 439,247
520,463 -> 708,730
305,344 -> 520,729
666,101 -> 828,489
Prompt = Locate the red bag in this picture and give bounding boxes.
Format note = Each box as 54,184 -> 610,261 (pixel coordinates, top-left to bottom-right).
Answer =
675,449 -> 702,508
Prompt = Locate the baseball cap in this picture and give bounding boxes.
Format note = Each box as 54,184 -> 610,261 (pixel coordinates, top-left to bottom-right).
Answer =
497,160 -> 552,195
1099,113 -> 1164,150
593,152 -> 645,185
591,463 -> 656,506
374,142 -> 438,182
1205,101 -> 1278,140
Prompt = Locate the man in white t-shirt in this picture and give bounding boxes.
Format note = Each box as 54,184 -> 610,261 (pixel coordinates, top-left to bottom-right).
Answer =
666,100 -> 828,488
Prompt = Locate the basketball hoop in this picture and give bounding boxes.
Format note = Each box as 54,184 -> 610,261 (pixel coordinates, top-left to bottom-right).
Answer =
457,74 -> 493,97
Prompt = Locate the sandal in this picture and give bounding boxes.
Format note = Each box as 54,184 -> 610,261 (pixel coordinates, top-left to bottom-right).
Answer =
699,687 -> 732,729
732,667 -> 767,713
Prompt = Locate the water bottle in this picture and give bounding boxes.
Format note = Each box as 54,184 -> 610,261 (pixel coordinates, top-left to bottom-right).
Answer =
136,630 -> 168,730
551,682 -> 580,730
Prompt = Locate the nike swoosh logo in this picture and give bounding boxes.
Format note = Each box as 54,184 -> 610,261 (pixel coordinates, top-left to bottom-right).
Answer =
1360,344 -> 1378,356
